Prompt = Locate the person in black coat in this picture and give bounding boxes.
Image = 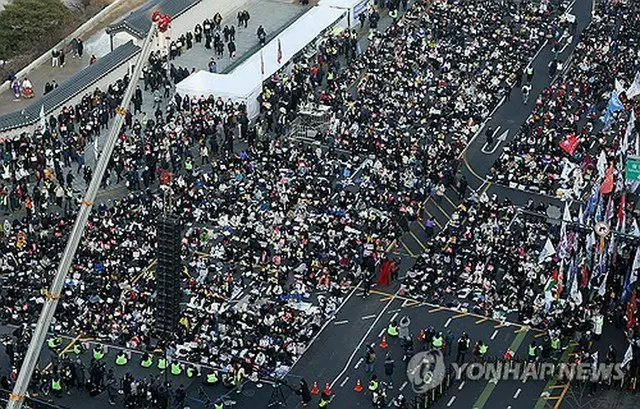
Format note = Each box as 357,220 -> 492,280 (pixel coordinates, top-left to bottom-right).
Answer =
297,379 -> 312,407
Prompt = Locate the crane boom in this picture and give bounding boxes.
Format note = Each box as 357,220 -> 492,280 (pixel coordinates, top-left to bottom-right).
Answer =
6,24 -> 159,409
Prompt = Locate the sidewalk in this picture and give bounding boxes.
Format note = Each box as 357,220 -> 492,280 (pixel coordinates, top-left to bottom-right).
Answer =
0,0 -> 147,113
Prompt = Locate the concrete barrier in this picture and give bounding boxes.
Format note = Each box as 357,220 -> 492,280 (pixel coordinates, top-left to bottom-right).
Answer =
0,0 -> 127,94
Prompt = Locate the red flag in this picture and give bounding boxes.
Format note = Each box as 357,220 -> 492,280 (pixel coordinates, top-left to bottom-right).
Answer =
626,291 -> 637,331
559,133 -> 579,155
277,39 -> 282,65
617,192 -> 626,230
599,166 -> 615,194
580,263 -> 589,289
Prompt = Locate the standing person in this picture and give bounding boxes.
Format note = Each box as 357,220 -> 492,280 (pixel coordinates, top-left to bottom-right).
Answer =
59,49 -> 65,67
76,38 -> 84,59
228,40 -> 236,59
365,345 -> 376,373
242,10 -> 250,28
359,11 -> 366,29
522,83 -> 531,104
296,379 -> 312,407
383,353 -> 395,388
456,332 -> 470,364
52,49 -> 60,67
457,176 -> 468,199
445,331 -> 454,356
257,25 -> 266,46
525,65 -> 534,82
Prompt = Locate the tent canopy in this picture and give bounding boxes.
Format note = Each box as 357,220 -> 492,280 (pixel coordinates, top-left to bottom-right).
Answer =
176,5 -> 347,117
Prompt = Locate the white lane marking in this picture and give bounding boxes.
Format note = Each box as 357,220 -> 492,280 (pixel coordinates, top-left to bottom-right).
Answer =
361,314 -> 376,320
388,308 -> 402,314
378,328 -> 385,338
444,318 -> 452,328
491,330 -> 499,340
447,396 -> 456,407
458,381 -> 465,390
399,381 -> 408,391
354,357 -> 364,369
514,388 -> 521,399
334,320 -> 349,325
390,312 -> 399,322
330,290 -> 399,388
340,376 -> 350,388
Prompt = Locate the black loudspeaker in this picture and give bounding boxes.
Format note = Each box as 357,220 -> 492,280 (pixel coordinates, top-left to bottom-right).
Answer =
155,215 -> 182,338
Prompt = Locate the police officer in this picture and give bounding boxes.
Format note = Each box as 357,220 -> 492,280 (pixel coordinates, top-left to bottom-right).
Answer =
368,374 -> 379,392
550,336 -> 561,358
213,398 -> 224,409
93,346 -> 105,361
157,356 -> 168,370
432,332 -> 444,350
478,341 -> 488,360
171,361 -> 183,376
140,353 -> 153,368
51,375 -> 63,397
387,321 -> 399,337
47,335 -> 62,350
205,370 -> 219,385
528,341 -> 537,362
186,365 -> 197,378
115,351 -> 128,366
318,391 -> 331,408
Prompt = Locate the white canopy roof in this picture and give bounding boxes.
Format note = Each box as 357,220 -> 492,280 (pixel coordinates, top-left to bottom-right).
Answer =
176,5 -> 347,117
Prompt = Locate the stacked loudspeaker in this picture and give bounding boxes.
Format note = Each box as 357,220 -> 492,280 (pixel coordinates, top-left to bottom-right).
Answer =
155,215 -> 182,338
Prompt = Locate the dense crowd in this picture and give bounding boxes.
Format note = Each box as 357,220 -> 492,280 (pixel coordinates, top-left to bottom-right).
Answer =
4,0 -> 639,407
490,0 -> 640,198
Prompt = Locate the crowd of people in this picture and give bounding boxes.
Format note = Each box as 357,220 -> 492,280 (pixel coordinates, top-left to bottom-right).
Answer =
1,0 -> 639,407
490,0 -> 640,199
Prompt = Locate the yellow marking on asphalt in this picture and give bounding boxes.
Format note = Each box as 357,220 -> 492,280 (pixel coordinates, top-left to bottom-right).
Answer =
133,259 -> 157,285
380,296 -> 394,303
543,396 -> 561,400
463,155 -> 486,182
475,317 -> 488,324
432,200 -> 452,220
548,385 -> 568,390
494,323 -> 506,329
403,299 -> 421,307
399,238 -> 417,257
514,326 -> 529,333
481,182 -> 492,195
183,266 -> 192,278
452,312 -> 468,319
409,230 -> 427,251
535,332 -> 547,338
429,306 -> 445,313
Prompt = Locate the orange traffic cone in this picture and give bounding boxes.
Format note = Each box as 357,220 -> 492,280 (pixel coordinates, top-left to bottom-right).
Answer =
324,383 -> 332,396
354,379 -> 363,392
380,335 -> 388,349
417,329 -> 425,342
311,381 -> 320,395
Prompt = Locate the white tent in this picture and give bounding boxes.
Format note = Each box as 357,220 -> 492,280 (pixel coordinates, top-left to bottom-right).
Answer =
319,0 -> 370,27
176,5 -> 348,118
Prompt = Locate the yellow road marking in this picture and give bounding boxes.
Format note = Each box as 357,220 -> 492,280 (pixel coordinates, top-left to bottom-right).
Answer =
514,326 -> 529,333
380,296 -> 394,303
535,332 -> 547,338
548,385 -> 568,390
43,334 -> 82,371
495,324 -> 506,329
452,312 -> 467,319
409,230 -> 427,251
429,306 -> 445,313
463,155 -> 486,182
475,318 -> 488,324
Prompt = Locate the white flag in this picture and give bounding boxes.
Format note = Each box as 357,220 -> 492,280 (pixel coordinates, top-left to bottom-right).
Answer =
39,105 -> 46,130
630,218 -> 640,237
598,270 -> 608,296
627,71 -> 640,99
631,247 -> 640,287
578,206 -> 584,224
597,150 -> 607,178
538,237 -> 556,263
570,267 -> 582,305
615,78 -> 625,95
625,109 -> 636,154
621,344 -> 634,369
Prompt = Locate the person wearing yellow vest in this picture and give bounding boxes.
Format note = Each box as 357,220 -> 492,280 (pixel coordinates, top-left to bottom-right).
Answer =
115,351 -> 128,366
368,374 -> 379,392
205,371 -> 219,385
93,346 -> 105,361
171,361 -> 182,376
185,158 -> 193,173
528,341 -> 537,362
389,8 -> 398,20
432,332 -> 444,350
387,321 -> 399,337
234,364 -> 246,393
51,376 -> 63,397
141,353 -> 153,368
475,341 -> 488,361
47,336 -> 62,349
73,343 -> 83,355
318,392 -> 331,408
592,313 -> 604,340
157,356 -> 168,370
551,337 -> 561,358
186,365 -> 196,378
213,398 -> 224,409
